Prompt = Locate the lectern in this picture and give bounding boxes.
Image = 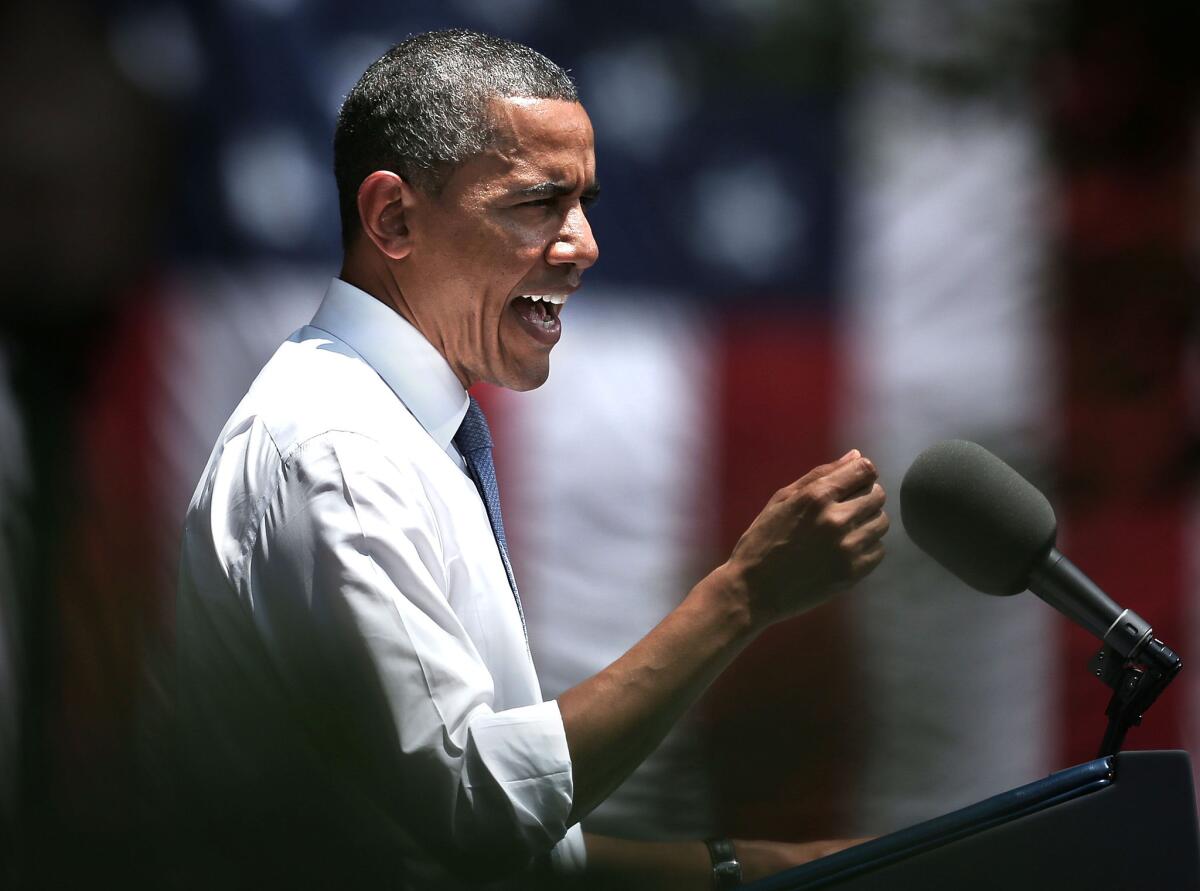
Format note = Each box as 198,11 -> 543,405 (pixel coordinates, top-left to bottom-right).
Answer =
745,750 -> 1200,890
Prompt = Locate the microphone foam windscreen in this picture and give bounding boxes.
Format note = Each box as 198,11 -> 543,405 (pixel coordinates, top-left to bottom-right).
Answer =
900,440 -> 1057,595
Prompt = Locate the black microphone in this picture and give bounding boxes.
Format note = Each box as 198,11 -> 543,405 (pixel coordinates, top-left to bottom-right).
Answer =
899,439 -> 1156,662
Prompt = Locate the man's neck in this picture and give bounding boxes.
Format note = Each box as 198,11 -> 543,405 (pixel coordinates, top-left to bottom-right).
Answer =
339,252 -> 413,323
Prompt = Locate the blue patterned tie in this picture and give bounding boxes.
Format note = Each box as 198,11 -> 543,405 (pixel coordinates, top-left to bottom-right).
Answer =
453,396 -> 525,641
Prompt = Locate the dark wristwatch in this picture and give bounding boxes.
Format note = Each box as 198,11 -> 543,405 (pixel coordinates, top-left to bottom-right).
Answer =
705,837 -> 742,889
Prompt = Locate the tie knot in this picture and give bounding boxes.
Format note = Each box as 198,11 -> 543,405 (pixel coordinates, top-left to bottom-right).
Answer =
454,396 -> 493,455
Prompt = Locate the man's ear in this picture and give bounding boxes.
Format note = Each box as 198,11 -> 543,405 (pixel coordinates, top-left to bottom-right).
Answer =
356,171 -> 419,260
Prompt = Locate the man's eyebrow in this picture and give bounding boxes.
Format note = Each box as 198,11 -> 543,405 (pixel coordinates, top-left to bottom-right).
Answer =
513,180 -> 601,200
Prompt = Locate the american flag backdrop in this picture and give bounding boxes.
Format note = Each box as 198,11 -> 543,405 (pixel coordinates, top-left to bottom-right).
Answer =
6,0 -> 1198,885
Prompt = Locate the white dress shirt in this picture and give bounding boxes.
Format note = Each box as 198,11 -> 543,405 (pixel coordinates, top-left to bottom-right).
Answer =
177,278 -> 585,887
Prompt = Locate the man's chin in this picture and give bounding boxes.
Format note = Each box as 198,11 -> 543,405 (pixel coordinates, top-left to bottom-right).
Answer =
507,364 -> 551,392
485,356 -> 551,392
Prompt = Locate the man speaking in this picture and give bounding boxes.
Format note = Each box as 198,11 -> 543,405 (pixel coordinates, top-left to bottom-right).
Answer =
176,29 -> 889,889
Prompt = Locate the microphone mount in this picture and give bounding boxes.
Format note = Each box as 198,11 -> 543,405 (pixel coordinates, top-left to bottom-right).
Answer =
1028,546 -> 1182,757
1089,635 -> 1182,758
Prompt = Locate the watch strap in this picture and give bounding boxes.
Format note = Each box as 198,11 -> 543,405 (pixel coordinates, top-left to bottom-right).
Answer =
704,837 -> 742,889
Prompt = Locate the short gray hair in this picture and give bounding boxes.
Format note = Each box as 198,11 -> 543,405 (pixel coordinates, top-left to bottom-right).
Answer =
333,29 -> 578,248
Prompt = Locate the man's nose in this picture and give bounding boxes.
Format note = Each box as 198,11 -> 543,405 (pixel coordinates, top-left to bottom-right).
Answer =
546,205 -> 598,271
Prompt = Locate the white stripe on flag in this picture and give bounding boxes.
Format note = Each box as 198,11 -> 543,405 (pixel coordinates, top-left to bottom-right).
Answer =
840,81 -> 1058,833
495,291 -> 720,839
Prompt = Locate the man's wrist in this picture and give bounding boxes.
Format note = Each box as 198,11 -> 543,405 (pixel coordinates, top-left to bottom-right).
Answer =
694,563 -> 759,638
704,837 -> 742,889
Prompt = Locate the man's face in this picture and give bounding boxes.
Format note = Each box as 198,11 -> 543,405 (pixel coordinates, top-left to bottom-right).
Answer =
398,97 -> 599,391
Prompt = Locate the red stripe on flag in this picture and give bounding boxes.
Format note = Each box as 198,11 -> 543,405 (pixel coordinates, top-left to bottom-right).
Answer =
703,311 -> 861,839
51,282 -> 170,843
1049,6 -> 1199,768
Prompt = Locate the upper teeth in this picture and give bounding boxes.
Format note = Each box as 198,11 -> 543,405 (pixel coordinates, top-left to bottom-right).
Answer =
524,294 -> 568,305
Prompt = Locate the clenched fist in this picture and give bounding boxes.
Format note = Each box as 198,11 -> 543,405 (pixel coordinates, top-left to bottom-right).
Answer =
723,449 -> 889,628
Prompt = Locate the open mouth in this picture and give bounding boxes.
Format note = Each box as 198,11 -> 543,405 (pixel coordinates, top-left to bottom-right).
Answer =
510,293 -> 569,344
512,293 -> 567,325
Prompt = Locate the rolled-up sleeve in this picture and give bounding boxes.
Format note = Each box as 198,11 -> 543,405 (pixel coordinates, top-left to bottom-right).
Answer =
245,430 -> 578,876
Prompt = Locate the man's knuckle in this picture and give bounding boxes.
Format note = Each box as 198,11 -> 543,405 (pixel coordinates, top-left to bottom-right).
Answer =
816,505 -> 843,531
792,487 -> 819,511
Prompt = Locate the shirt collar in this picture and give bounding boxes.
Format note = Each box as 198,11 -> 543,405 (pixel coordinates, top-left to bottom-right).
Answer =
309,278 -> 469,451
